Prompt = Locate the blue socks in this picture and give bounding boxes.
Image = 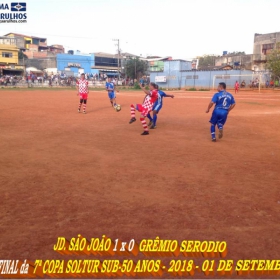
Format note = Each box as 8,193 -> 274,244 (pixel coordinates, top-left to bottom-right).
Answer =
153,114 -> 158,126
211,125 -> 216,139
147,113 -> 152,121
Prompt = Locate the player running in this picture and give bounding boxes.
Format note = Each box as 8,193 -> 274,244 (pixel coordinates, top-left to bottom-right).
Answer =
206,82 -> 236,142
234,80 -> 239,94
76,73 -> 89,114
105,77 -> 117,108
147,85 -> 174,129
129,82 -> 158,135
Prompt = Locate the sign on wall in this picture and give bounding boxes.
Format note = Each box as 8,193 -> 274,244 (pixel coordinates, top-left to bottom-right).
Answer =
216,75 -> 230,79
155,76 -> 166,82
68,63 -> 81,67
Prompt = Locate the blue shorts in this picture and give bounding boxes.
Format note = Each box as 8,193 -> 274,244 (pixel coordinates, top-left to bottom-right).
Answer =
210,109 -> 228,126
108,91 -> 116,99
152,101 -> 163,112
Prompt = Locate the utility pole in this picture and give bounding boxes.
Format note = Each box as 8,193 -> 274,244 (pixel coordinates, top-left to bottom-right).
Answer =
113,39 -> 120,81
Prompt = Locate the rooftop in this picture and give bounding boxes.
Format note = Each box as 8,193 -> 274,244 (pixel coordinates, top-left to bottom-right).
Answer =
4,32 -> 47,40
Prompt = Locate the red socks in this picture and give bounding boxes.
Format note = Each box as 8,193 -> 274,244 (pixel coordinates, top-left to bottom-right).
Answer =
130,104 -> 135,118
140,117 -> 148,131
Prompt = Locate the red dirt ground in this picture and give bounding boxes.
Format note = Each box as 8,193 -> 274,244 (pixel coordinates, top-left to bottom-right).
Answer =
0,89 -> 279,278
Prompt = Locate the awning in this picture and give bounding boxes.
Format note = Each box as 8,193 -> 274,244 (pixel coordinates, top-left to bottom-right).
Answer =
91,66 -> 119,72
3,69 -> 23,72
99,69 -> 118,72
30,70 -> 43,73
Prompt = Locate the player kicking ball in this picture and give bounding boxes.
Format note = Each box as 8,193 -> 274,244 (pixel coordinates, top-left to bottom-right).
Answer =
129,82 -> 158,135
147,84 -> 174,129
105,77 -> 118,108
76,73 -> 89,114
206,82 -> 236,142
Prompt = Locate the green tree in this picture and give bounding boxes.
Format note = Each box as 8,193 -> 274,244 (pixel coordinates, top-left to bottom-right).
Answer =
197,55 -> 217,68
125,58 -> 148,79
228,51 -> 246,55
267,49 -> 280,78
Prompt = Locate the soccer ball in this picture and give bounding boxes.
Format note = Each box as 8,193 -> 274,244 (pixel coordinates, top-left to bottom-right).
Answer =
115,104 -> 121,112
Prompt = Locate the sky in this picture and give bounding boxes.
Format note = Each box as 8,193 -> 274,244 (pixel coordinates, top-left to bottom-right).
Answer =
1,0 -> 280,60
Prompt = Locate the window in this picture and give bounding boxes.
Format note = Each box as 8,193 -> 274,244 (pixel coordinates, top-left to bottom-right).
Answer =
262,43 -> 274,54
95,56 -> 118,67
2,52 -> 13,58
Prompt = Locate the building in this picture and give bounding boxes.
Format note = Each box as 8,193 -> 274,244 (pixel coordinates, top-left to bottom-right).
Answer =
211,32 -> 280,72
91,52 -> 120,77
149,59 -> 192,88
57,53 -> 96,76
0,36 -> 24,76
214,54 -> 253,70
4,33 -> 64,58
253,32 -> 280,70
4,32 -> 47,51
145,56 -> 172,73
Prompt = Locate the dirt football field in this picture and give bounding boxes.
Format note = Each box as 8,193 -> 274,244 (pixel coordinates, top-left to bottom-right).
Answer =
0,88 -> 280,277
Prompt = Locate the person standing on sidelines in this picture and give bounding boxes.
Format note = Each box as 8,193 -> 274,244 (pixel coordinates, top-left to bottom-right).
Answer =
206,82 -> 236,142
234,80 -> 239,94
76,73 -> 89,114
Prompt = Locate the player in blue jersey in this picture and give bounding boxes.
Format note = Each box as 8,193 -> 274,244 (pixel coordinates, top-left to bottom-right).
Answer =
206,82 -> 236,142
147,85 -> 174,129
105,77 -> 118,108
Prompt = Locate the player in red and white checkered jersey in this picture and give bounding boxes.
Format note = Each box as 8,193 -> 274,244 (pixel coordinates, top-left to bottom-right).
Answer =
76,73 -> 89,114
129,82 -> 158,135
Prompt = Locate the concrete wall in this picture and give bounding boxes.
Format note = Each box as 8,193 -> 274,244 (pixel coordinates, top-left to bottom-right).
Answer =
21,57 -> 57,70
150,69 -> 267,89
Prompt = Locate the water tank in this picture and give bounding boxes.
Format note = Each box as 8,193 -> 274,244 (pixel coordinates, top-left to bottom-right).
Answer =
68,50 -> 74,55
223,51 -> 228,56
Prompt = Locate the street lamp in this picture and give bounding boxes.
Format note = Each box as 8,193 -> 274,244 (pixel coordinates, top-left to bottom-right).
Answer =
112,39 -> 120,80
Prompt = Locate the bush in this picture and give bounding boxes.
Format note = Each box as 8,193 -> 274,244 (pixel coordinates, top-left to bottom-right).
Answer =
199,88 -> 209,91
188,88 -> 197,91
134,82 -> 141,90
